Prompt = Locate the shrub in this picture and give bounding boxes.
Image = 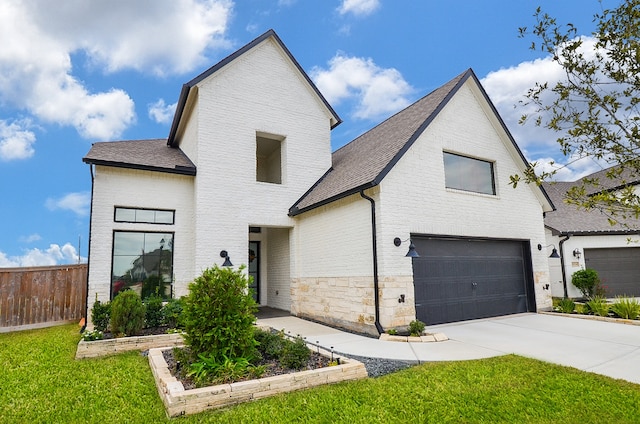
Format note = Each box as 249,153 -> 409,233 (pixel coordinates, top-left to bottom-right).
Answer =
163,297 -> 184,329
91,295 -> 111,332
280,336 -> 311,369
81,329 -> 104,341
144,293 -> 164,328
255,328 -> 286,359
110,290 -> 146,337
408,320 -> 426,336
575,303 -> 589,315
571,269 -> 600,298
586,296 -> 610,317
182,265 -> 258,362
188,355 -> 265,386
610,297 -> 640,320
556,298 -> 575,314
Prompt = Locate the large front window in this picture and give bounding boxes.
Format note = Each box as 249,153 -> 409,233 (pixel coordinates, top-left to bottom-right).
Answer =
443,152 -> 496,195
111,232 -> 173,300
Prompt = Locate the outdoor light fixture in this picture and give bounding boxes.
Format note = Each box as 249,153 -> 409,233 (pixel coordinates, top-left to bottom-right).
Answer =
220,250 -> 233,267
537,243 -> 560,258
573,248 -> 581,259
394,237 -> 420,258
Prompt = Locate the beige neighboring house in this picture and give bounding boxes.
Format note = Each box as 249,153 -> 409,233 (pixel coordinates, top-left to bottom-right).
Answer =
544,167 -> 640,299
83,29 -> 554,335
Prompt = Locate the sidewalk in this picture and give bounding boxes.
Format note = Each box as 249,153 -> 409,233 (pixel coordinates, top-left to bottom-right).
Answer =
256,312 -> 640,385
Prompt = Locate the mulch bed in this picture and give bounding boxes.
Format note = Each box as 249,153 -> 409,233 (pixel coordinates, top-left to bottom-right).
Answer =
162,348 -> 331,390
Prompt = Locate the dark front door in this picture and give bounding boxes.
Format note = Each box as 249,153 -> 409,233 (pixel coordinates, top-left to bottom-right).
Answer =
248,241 -> 260,303
412,236 -> 534,325
584,247 -> 640,297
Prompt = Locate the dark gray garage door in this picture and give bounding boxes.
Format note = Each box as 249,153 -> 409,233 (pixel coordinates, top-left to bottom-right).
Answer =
412,237 -> 535,325
584,248 -> 640,297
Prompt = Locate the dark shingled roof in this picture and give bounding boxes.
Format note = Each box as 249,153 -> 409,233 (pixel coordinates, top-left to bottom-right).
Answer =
289,70 -> 469,216
83,139 -> 196,176
543,166 -> 640,234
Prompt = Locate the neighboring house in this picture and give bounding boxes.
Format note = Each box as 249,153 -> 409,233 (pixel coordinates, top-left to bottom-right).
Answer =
83,29 -> 554,335
544,167 -> 640,298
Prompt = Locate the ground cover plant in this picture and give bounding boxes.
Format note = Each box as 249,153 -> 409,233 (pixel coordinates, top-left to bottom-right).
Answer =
3,324 -> 640,423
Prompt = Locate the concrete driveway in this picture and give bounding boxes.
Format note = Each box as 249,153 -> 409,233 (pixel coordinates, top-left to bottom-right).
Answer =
258,312 -> 640,385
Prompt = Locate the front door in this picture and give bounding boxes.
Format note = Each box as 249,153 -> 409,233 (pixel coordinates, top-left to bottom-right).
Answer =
248,241 -> 260,303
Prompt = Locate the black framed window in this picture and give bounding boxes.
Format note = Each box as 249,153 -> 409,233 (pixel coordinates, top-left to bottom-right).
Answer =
111,231 -> 173,300
443,152 -> 496,195
114,207 -> 175,224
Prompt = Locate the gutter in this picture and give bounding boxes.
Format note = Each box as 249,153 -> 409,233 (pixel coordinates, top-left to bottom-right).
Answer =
359,190 -> 384,334
558,234 -> 571,298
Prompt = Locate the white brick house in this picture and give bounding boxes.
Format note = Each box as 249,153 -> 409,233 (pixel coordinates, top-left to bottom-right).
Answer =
84,30 -> 554,334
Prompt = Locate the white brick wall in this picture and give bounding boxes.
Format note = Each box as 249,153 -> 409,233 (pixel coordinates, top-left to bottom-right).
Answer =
86,166 -> 195,324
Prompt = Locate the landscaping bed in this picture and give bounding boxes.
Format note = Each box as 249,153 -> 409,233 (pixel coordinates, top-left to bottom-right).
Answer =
149,345 -> 367,417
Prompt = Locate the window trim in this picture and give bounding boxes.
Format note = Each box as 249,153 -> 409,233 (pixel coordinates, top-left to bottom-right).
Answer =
443,151 -> 496,196
114,206 -> 175,225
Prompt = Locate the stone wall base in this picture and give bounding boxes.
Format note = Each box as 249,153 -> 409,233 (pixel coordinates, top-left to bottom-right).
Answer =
75,333 -> 184,359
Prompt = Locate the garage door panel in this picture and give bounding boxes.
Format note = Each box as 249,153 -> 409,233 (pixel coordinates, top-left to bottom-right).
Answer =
584,248 -> 640,297
412,237 -> 533,325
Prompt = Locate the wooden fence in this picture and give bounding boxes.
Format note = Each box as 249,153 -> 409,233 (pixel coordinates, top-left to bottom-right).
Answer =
0,264 -> 87,330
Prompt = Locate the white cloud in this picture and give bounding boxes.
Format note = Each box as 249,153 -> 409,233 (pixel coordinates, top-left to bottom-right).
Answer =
0,243 -> 83,267
148,99 -> 178,124
45,192 -> 91,217
19,234 -> 42,243
0,0 -> 233,143
480,36 -> 620,181
311,53 -> 413,120
337,0 -> 380,16
0,120 -> 36,161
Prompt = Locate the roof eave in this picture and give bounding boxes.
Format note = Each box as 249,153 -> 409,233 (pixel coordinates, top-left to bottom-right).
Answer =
82,158 -> 196,176
289,181 -> 377,216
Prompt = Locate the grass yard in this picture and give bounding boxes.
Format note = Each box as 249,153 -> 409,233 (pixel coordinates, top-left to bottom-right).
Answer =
2,324 -> 640,423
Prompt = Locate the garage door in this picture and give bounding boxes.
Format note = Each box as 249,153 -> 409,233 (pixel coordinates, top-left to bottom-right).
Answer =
412,237 -> 535,325
584,248 -> 640,297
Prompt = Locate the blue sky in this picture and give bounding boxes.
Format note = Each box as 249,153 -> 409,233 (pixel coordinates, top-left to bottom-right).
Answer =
0,0 -> 616,266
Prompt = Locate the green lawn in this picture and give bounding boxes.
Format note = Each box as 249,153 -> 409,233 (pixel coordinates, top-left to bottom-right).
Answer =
2,324 -> 640,423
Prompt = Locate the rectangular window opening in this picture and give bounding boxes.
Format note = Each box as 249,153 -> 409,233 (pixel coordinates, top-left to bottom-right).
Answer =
443,152 -> 496,195
114,207 -> 175,224
256,133 -> 283,184
111,231 -> 174,300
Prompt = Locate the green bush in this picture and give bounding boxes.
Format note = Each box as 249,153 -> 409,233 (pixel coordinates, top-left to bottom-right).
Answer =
280,336 -> 311,370
255,328 -> 286,359
586,296 -> 610,317
110,290 -> 146,337
610,297 -> 640,320
144,293 -> 164,328
556,298 -> 575,314
91,295 -> 111,332
408,320 -> 426,336
162,297 -> 184,329
571,269 -> 600,298
182,265 -> 258,362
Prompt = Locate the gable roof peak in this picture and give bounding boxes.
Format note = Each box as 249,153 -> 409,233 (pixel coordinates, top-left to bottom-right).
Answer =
167,29 -> 341,146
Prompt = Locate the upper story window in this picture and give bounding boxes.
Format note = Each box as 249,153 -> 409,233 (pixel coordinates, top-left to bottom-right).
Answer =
443,152 -> 496,195
256,132 -> 284,184
114,207 -> 175,224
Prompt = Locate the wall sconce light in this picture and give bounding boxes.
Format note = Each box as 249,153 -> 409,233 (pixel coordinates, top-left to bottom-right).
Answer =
394,237 -> 420,257
543,284 -> 550,290
572,248 -> 581,259
537,243 -> 560,258
398,294 -> 405,303
220,250 -> 233,267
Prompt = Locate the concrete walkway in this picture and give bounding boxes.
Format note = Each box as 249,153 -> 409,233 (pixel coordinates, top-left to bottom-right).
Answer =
257,313 -> 640,385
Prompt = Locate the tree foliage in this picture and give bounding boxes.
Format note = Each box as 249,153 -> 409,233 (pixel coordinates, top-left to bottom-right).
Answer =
514,0 -> 640,224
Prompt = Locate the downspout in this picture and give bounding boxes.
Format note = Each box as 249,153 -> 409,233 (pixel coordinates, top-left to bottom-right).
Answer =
81,164 -> 95,333
360,190 -> 384,335
559,234 -> 570,298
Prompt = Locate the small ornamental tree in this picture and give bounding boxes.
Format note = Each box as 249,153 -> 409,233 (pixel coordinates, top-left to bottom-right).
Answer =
182,265 -> 258,362
571,268 -> 600,299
